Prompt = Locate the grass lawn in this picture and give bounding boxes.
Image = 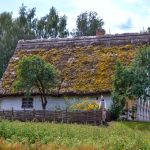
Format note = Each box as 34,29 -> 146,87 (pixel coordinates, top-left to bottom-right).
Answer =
0,120 -> 149,150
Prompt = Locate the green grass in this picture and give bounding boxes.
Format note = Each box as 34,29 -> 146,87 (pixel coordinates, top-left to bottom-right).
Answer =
0,120 -> 149,150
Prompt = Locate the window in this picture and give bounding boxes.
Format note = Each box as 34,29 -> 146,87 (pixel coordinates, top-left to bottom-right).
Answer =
22,97 -> 33,108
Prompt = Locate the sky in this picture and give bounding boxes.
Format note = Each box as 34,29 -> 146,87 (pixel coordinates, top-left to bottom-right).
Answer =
0,0 -> 150,34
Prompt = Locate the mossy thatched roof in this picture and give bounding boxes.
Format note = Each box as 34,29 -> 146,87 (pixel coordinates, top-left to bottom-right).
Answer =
0,33 -> 149,97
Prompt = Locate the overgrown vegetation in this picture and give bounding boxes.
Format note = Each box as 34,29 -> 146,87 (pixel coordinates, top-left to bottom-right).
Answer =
111,46 -> 150,119
111,61 -> 133,119
0,120 -> 149,150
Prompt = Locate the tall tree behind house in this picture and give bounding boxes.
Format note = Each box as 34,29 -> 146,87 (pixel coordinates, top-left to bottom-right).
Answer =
71,11 -> 104,37
36,7 -> 68,38
0,4 -> 68,78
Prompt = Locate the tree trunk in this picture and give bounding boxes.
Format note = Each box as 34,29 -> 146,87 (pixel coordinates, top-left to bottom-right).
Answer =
42,103 -> 46,110
41,95 -> 47,110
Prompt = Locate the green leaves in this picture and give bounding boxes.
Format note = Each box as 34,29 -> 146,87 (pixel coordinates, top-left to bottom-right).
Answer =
36,7 -> 68,38
0,4 -> 37,78
111,61 -> 129,119
0,5 -> 69,78
13,56 -> 60,109
0,12 -> 18,78
14,55 -> 59,91
58,15 -> 69,38
111,46 -> 150,119
131,46 -> 150,99
73,11 -> 104,36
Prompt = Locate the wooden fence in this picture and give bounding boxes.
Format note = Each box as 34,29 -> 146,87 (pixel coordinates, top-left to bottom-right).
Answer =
136,99 -> 150,122
0,109 -> 110,125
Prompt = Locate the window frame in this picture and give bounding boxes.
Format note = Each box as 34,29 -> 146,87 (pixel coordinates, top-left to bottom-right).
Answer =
22,97 -> 33,109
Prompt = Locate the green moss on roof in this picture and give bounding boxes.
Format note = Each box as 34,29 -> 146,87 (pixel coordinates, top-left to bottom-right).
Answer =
1,45 -> 138,96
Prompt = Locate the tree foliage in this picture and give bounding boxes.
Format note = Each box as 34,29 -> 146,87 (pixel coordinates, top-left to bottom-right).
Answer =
58,15 -> 69,38
0,4 -> 68,78
0,12 -> 19,78
15,3 -> 37,40
36,7 -> 68,38
72,11 -> 104,36
111,46 -> 150,119
13,56 -> 60,109
0,4 -> 37,78
111,61 -> 134,119
131,46 -> 150,99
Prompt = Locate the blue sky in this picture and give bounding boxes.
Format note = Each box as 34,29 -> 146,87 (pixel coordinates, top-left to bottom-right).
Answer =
0,0 -> 150,34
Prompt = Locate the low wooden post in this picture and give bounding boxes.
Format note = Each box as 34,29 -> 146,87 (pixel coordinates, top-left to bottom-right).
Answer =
3,109 -> 5,119
23,108 -> 26,121
44,109 -> 46,121
100,109 -> 102,124
94,110 -> 97,125
43,109 -> 46,122
33,109 -> 35,121
86,111 -> 88,124
97,110 -> 99,125
11,107 -> 14,121
54,110 -> 56,122
65,109 -> 68,123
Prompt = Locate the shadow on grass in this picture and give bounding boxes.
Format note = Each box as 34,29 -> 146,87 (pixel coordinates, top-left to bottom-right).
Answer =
121,121 -> 150,132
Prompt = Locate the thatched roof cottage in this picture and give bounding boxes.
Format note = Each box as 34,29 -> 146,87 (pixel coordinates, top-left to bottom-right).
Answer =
0,33 -> 149,110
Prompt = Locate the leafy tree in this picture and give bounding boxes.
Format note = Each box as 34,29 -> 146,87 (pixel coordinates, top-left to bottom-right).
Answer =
72,11 -> 104,36
111,46 -> 150,119
0,4 -> 37,78
0,5 -> 69,78
111,61 -> 134,119
13,56 -> 60,110
15,3 -> 37,40
36,16 -> 47,38
58,15 -> 69,38
131,46 -> 150,99
36,7 -> 68,38
46,6 -> 59,38
0,12 -> 19,78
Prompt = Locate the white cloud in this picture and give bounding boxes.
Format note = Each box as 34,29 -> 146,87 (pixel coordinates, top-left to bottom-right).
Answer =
123,0 -> 139,4
65,0 -> 149,34
66,0 -> 139,33
1,0 -> 149,34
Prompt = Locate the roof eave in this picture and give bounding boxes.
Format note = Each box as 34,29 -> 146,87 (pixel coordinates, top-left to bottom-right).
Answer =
0,90 -> 111,98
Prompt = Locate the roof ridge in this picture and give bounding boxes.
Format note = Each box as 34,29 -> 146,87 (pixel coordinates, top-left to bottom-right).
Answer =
16,33 -> 150,51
